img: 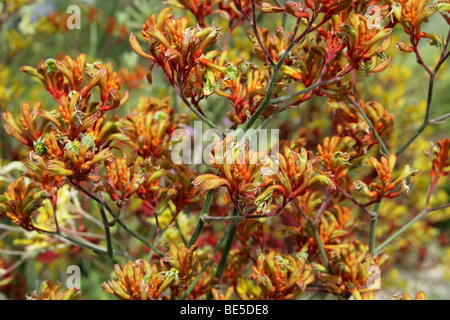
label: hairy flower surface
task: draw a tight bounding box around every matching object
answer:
[353,153,418,199]
[240,250,314,300]
[0,177,47,231]
[101,259,177,300]
[27,280,81,300]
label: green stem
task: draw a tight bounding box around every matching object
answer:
[91,182,115,263]
[178,85,226,136]
[395,73,435,157]
[70,180,163,258]
[188,189,215,248]
[271,77,344,105]
[353,99,390,156]
[205,207,239,300]
[430,112,450,124]
[242,41,296,132]
[180,223,232,300]
[349,72,390,156]
[395,27,450,157]
[369,202,380,257]
[314,227,332,274]
[175,219,187,246]
[293,200,332,274]
[214,208,238,281]
[116,219,164,258]
[97,202,116,264]
[57,233,111,256]
[168,205,187,246]
[375,203,450,255]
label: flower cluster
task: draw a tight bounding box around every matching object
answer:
[0,177,47,231]
[27,280,81,300]
[102,244,215,300]
[130,8,222,93]
[317,241,388,299]
[1,0,448,302]
[101,259,177,300]
[329,100,395,155]
[194,136,334,215]
[238,250,314,300]
[391,0,442,46]
[353,153,418,199]
[424,138,450,181]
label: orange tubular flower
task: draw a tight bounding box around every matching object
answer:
[284,200,354,255]
[434,1,450,25]
[193,137,334,215]
[259,1,310,20]
[329,100,395,155]
[27,280,81,300]
[20,54,128,110]
[275,147,336,202]
[305,0,352,20]
[361,291,376,300]
[424,138,450,181]
[0,177,48,231]
[340,14,393,75]
[129,8,222,90]
[102,157,144,206]
[2,102,62,148]
[317,205,354,249]
[317,241,388,299]
[353,153,418,199]
[215,63,283,125]
[92,61,129,112]
[393,290,426,300]
[247,25,287,64]
[160,243,214,298]
[317,136,357,180]
[243,251,314,300]
[136,162,200,214]
[193,136,276,213]
[160,243,203,283]
[390,0,440,45]
[166,0,219,27]
[124,97,188,159]
[211,287,235,300]
[101,260,177,300]
[2,54,131,187]
[166,1,255,33]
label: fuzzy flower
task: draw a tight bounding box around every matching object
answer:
[353,153,418,199]
[0,177,48,231]
[243,250,314,300]
[130,8,222,87]
[27,280,81,300]
[101,260,177,300]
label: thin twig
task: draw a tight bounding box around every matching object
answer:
[177,84,226,136]
[369,202,380,257]
[333,182,376,218]
[375,202,450,255]
[349,71,390,157]
[237,0,276,66]
[293,200,333,274]
[396,27,450,157]
[188,189,215,247]
[180,222,233,300]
